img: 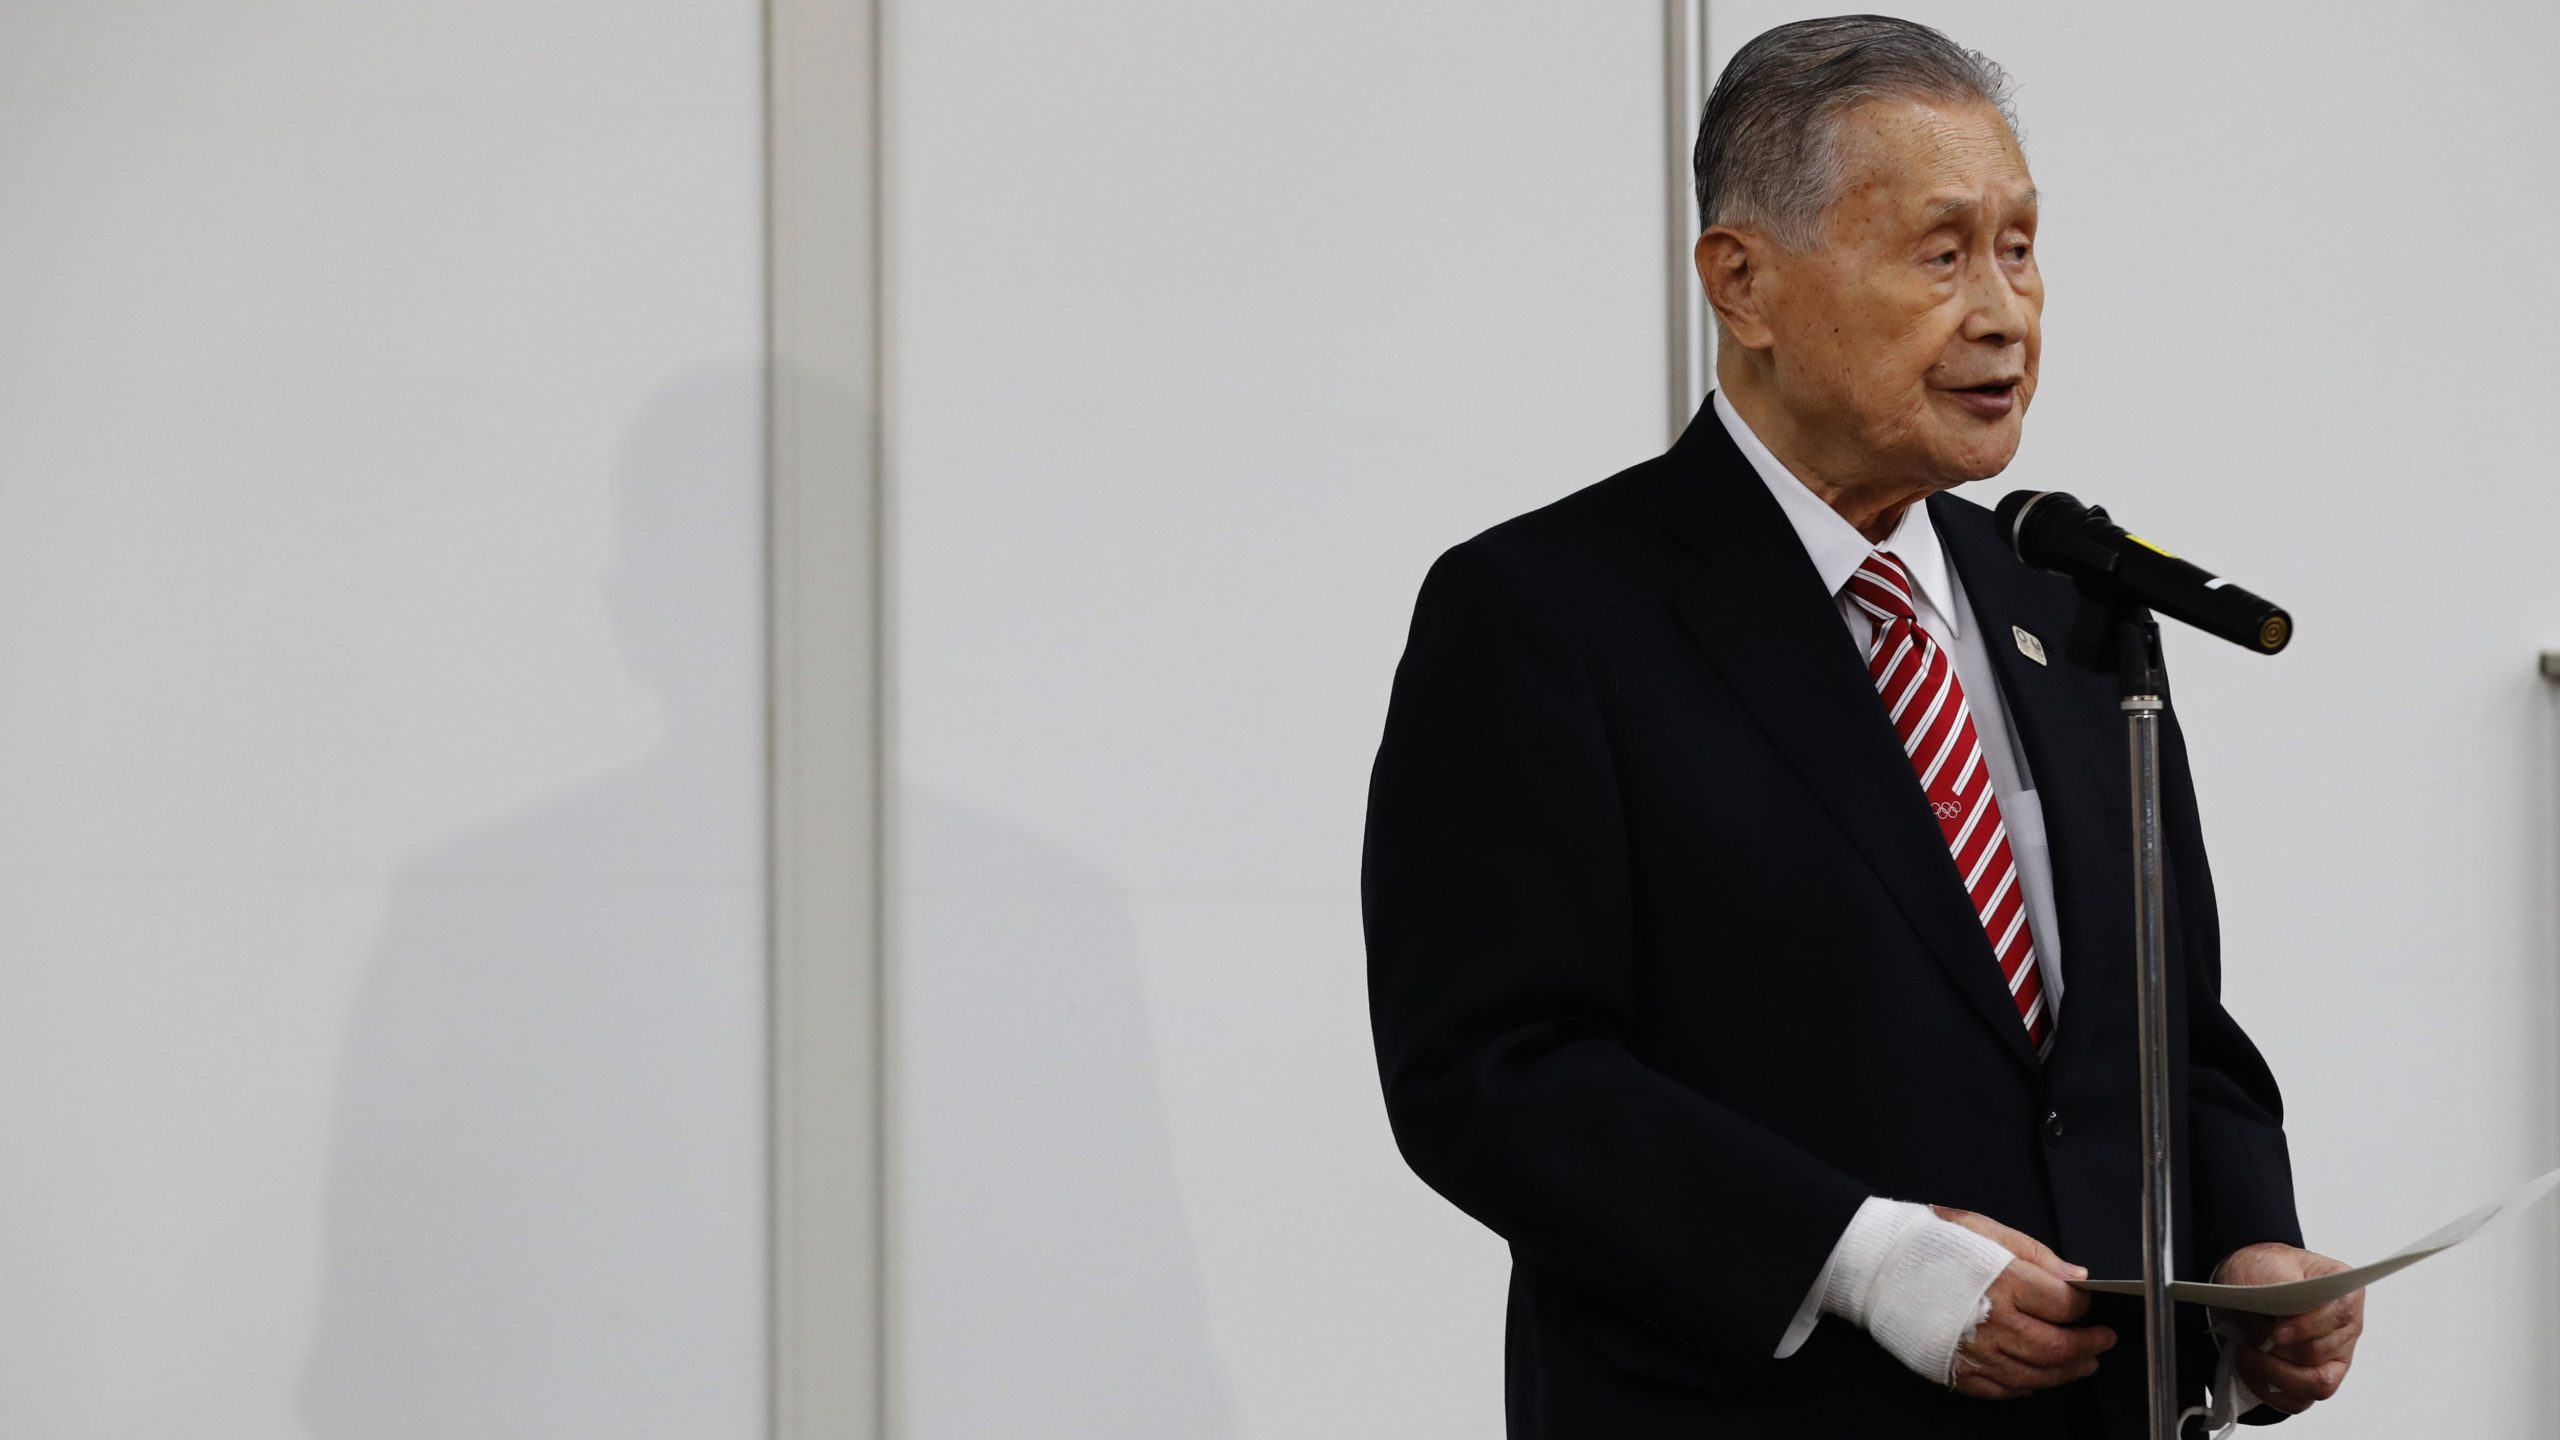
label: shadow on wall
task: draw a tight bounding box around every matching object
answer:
[896,784,1234,1435]
[297,367,768,1436]
[294,364,1233,1437]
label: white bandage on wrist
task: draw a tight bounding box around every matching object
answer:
[1818,1198,2018,1386]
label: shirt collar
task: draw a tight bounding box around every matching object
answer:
[1709,389,1962,639]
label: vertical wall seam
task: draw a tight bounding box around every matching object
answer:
[869,0,896,1432]
[1666,1,1711,442]
[759,2,780,1431]
[766,0,886,1435]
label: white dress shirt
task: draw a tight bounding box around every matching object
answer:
[1704,391,2068,1363]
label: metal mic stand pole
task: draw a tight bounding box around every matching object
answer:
[2104,608,2180,1440]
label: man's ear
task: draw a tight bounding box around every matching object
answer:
[1695,226,1778,352]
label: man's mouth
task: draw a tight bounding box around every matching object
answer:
[1943,379,2021,418]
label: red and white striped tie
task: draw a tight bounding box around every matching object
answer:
[1844,549,2052,1054]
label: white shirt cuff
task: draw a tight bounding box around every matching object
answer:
[1775,1207,1859,1357]
[2205,1309,2272,1421]
[1774,1197,2014,1382]
[1778,1196,1889,1357]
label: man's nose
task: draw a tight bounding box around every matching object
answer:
[1961,257,2031,347]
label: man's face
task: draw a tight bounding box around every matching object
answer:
[1762,96,2042,488]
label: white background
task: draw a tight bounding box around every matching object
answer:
[5,3,2554,1437]
[0,3,768,1436]
[885,5,1669,1436]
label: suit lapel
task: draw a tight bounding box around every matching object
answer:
[1660,407,2041,1075]
[1929,490,2133,1068]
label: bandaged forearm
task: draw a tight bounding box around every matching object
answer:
[1820,1198,2018,1384]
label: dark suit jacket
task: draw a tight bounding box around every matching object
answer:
[1360,395,2303,1438]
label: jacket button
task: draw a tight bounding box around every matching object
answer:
[2044,1110,2066,1144]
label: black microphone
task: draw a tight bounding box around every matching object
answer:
[1993,491,2292,655]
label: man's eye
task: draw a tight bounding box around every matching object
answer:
[2006,244,2031,261]
[1928,250,1959,267]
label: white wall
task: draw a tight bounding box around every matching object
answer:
[883,6,1667,1436]
[0,5,769,1436]
[890,3,2560,1437]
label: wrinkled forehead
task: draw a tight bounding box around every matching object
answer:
[1828,96,2037,230]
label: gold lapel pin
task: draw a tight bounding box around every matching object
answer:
[2013,626,2048,666]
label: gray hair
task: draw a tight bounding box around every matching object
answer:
[1693,15,2018,249]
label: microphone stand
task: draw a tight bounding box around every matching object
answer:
[2068,597,2181,1440]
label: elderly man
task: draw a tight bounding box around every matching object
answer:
[1362,16,2363,1438]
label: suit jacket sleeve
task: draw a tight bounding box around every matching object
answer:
[2161,666,2305,1272]
[1362,538,1870,1388]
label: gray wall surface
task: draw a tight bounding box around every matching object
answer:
[0,4,769,1436]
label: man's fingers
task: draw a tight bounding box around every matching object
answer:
[2249,1380,2315,1417]
[2270,1320,2360,1367]
[1961,1340,2099,1396]
[1997,1316,2114,1370]
[2029,1253,2085,1284]
[1969,1309,2113,1393]
[1976,1347,2103,1394]
[1935,1206,2087,1281]
[1952,1366,2046,1402]
[2234,1351,2320,1415]
[2002,1263,2092,1324]
[2271,1294,2362,1346]
[2237,1348,2347,1404]
[1950,1312,2114,1401]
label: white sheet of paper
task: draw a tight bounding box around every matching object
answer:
[2072,1163,2560,1316]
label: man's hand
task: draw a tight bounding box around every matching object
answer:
[1929,1206,2117,1399]
[2212,1243,2365,1415]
